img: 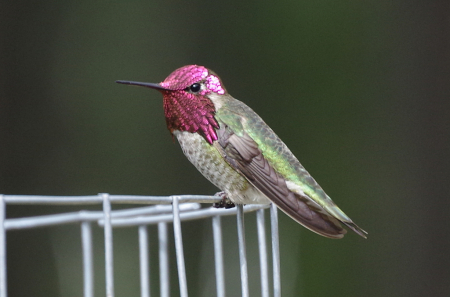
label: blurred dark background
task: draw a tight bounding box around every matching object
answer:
[1,1,449,296]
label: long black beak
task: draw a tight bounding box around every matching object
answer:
[115,80,167,91]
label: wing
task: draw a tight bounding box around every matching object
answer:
[214,97,367,239]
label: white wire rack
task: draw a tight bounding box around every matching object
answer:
[0,194,281,297]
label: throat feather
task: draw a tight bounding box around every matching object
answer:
[163,91,219,144]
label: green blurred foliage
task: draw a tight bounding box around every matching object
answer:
[1,0,449,296]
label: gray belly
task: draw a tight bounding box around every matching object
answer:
[174,131,270,204]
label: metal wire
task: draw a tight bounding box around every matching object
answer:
[81,221,94,297]
[0,196,6,297]
[212,215,225,297]
[158,222,170,297]
[271,203,281,297]
[102,193,114,297]
[138,225,150,297]
[237,204,249,297]
[257,209,269,297]
[172,196,188,297]
[0,194,281,297]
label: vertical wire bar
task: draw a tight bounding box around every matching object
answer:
[256,209,269,297]
[158,223,169,297]
[212,215,225,297]
[172,196,188,297]
[0,195,6,297]
[236,204,249,297]
[102,193,115,297]
[81,221,94,297]
[139,225,150,297]
[270,204,281,297]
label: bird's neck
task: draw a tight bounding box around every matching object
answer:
[163,91,220,144]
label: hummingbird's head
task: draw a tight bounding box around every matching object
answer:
[116,65,223,144]
[159,65,227,96]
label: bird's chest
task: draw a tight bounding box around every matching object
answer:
[173,130,249,194]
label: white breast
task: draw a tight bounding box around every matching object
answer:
[173,130,270,204]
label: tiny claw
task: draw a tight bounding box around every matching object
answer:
[212,191,235,209]
[224,201,235,209]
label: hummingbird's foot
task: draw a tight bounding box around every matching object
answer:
[212,191,235,209]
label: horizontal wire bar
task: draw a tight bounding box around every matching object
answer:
[4,201,269,231]
[1,195,222,205]
[99,204,270,228]
[4,203,200,230]
[2,195,100,205]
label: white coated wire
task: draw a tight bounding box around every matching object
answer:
[257,209,270,297]
[158,222,170,297]
[138,225,150,297]
[271,203,281,297]
[81,221,94,297]
[172,196,188,297]
[102,194,114,297]
[237,204,249,297]
[0,196,6,297]
[212,215,225,297]
[0,194,281,297]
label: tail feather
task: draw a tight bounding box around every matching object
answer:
[273,190,348,239]
[342,221,368,239]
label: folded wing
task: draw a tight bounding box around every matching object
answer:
[215,124,359,238]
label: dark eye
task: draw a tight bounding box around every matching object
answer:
[188,83,201,93]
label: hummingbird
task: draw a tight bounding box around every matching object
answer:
[117,65,367,239]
